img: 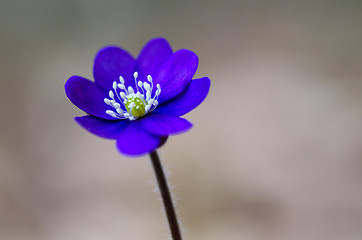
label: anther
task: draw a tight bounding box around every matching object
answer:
[143,82,150,90]
[119,76,125,84]
[145,105,151,112]
[120,92,126,99]
[104,98,111,105]
[146,91,151,101]
[109,91,114,99]
[112,102,120,109]
[106,110,117,118]
[128,86,134,94]
[118,83,125,90]
[116,108,124,115]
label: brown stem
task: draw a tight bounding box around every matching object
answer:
[149,150,182,240]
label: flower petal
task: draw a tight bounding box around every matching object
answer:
[141,114,192,136]
[154,49,198,103]
[75,116,129,139]
[116,120,161,156]
[136,38,173,80]
[65,76,115,120]
[153,77,210,116]
[93,46,136,90]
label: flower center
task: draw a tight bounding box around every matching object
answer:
[104,72,161,121]
[125,96,146,118]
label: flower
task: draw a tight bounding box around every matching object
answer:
[65,38,210,156]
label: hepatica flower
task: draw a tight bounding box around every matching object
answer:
[65,38,210,156]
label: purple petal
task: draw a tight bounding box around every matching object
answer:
[75,116,129,139]
[153,77,210,116]
[93,46,136,90]
[136,38,173,80]
[154,49,198,103]
[116,120,161,156]
[65,76,115,120]
[141,114,192,136]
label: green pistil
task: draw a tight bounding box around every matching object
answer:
[125,96,146,118]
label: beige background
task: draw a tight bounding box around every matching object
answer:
[1,0,362,239]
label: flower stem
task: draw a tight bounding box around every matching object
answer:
[149,150,182,240]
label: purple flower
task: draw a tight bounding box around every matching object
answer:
[65,38,210,156]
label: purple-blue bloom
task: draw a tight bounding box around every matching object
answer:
[65,38,210,156]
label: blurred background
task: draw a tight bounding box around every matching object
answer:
[1,0,362,239]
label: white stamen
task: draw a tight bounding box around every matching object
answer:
[143,82,151,91]
[118,83,125,90]
[109,91,114,99]
[120,92,126,99]
[104,72,162,120]
[106,110,118,118]
[112,102,120,109]
[146,91,151,101]
[128,102,135,109]
[116,108,124,115]
[128,86,134,94]
[147,75,152,82]
[145,105,151,112]
[104,98,111,105]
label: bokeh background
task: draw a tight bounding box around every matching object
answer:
[1,0,362,239]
